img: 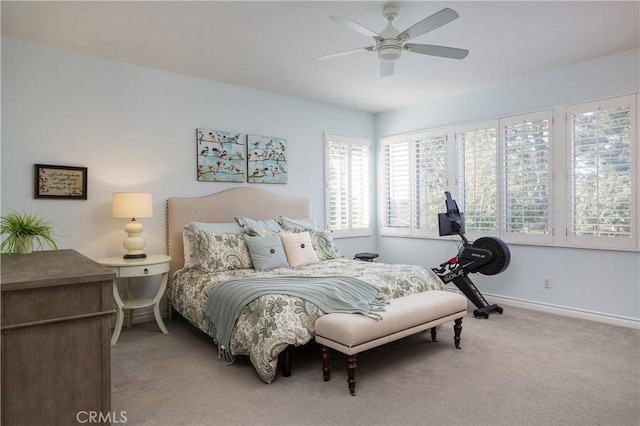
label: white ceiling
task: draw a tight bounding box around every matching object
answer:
[2,1,639,113]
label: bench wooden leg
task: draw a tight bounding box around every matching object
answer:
[346,354,357,396]
[321,345,330,381]
[454,318,463,349]
[430,326,438,342]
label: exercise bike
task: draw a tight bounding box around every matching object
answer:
[432,192,510,318]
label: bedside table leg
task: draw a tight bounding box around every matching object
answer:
[126,277,134,329]
[111,280,125,345]
[152,271,169,334]
[153,304,169,334]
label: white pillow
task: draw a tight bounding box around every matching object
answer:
[280,231,319,267]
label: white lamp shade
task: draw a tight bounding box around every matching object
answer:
[112,192,153,219]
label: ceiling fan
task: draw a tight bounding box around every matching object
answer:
[317,5,469,77]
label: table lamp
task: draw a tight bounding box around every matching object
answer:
[112,192,153,259]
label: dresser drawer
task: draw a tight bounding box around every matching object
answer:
[1,281,112,326]
[114,262,169,278]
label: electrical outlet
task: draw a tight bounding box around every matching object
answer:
[544,277,551,289]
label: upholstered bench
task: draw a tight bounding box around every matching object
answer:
[314,290,468,395]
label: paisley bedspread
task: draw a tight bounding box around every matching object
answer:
[168,258,445,383]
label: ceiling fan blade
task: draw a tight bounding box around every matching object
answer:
[331,16,378,38]
[315,46,375,61]
[398,8,459,41]
[380,61,394,77]
[404,43,469,59]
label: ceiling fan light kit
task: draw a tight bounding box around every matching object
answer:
[377,41,402,61]
[318,5,469,77]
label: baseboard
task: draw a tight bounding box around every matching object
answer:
[482,292,639,329]
[111,310,169,329]
[132,311,168,324]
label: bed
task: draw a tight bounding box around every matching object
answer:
[166,187,445,383]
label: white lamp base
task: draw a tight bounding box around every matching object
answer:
[122,219,147,259]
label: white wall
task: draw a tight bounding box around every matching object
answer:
[375,49,640,325]
[1,38,376,262]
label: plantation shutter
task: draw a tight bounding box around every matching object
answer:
[567,96,636,249]
[414,130,448,235]
[326,139,349,231]
[325,134,371,237]
[457,122,499,235]
[380,137,411,235]
[501,111,553,243]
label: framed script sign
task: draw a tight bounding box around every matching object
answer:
[34,164,88,200]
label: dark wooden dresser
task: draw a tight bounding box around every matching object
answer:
[1,249,116,425]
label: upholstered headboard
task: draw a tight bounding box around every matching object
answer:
[166,187,312,276]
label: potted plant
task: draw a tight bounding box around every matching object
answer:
[0,210,59,254]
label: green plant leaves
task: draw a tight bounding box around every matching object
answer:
[0,210,58,253]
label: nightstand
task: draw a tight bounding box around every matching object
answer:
[98,254,171,345]
[354,252,379,262]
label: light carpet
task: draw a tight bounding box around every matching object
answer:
[112,305,640,426]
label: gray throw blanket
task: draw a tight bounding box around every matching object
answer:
[203,275,387,362]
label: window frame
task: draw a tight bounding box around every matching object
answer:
[379,134,412,237]
[500,110,554,245]
[379,128,452,238]
[324,133,373,238]
[565,95,637,251]
[412,128,450,237]
[455,120,500,241]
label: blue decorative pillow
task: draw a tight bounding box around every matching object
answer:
[278,216,319,231]
[235,216,282,233]
[244,234,289,271]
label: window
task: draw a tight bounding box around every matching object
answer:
[501,111,553,243]
[380,129,449,236]
[567,95,636,250]
[457,121,499,236]
[414,130,448,235]
[380,137,411,235]
[457,113,552,243]
[378,94,637,251]
[324,134,372,237]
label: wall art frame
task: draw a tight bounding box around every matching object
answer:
[247,134,288,184]
[34,164,88,200]
[197,129,246,182]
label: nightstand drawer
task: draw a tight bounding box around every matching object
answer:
[115,262,169,278]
